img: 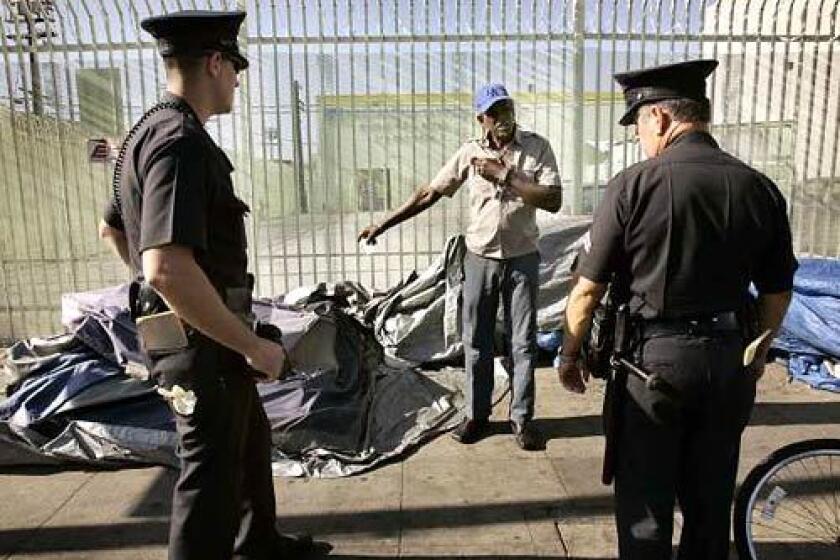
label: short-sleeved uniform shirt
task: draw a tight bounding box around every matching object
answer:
[429,127,562,259]
[103,93,250,293]
[577,131,797,319]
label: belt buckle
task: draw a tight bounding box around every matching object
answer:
[689,316,720,335]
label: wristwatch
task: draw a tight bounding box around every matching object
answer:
[553,352,578,368]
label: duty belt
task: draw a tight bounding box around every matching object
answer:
[131,281,253,322]
[640,311,739,337]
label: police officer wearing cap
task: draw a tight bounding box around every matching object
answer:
[556,59,796,559]
[98,10,326,560]
[358,84,563,450]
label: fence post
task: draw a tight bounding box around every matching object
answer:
[235,0,259,285]
[291,79,308,213]
[571,0,586,214]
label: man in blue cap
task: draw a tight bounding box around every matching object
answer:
[557,59,796,558]
[99,10,327,560]
[359,84,563,450]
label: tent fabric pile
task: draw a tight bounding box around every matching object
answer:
[1,284,508,477]
[771,258,840,393]
[0,215,597,476]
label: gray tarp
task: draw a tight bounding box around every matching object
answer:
[366,217,591,365]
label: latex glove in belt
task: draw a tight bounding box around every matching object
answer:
[157,384,197,415]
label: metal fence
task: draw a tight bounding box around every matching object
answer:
[0,0,838,339]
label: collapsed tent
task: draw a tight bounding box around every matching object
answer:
[1,218,592,476]
[0,285,510,477]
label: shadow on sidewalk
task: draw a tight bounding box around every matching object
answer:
[330,556,611,559]
[0,497,599,555]
[0,520,170,555]
[747,401,840,426]
[533,400,840,443]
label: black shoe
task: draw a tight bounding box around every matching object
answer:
[511,420,543,451]
[451,417,489,444]
[275,534,332,558]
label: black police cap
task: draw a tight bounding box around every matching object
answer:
[141,10,248,71]
[614,59,718,126]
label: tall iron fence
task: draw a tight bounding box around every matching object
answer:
[0,0,838,338]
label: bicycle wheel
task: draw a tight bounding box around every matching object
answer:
[734,438,840,560]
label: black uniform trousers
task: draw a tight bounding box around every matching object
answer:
[166,341,280,560]
[614,329,756,560]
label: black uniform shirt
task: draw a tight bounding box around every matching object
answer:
[577,131,797,318]
[104,94,250,291]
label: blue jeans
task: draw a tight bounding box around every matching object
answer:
[461,250,540,424]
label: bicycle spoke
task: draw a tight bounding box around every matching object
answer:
[756,485,836,539]
[750,510,836,543]
[792,455,840,534]
[763,458,839,537]
[749,523,836,546]
[744,447,840,560]
[833,455,839,535]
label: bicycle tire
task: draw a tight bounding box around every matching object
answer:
[733,438,840,560]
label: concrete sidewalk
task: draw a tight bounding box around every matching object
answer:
[1,364,838,559]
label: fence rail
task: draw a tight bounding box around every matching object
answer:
[0,0,837,339]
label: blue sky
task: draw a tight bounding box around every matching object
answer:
[44,0,709,45]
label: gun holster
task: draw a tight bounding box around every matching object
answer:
[129,281,168,321]
[613,304,636,359]
[129,283,197,389]
[583,304,616,379]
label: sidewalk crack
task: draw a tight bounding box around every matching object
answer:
[4,471,96,559]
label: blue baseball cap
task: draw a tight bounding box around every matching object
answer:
[474,83,512,115]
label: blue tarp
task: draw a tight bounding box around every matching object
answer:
[0,345,140,428]
[772,258,840,393]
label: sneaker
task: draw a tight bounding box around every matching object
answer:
[450,417,489,444]
[511,420,543,451]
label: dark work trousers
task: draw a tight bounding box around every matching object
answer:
[166,344,280,560]
[462,249,540,424]
[613,330,756,560]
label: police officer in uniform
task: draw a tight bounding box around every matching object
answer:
[555,59,797,559]
[358,84,563,450]
[99,10,326,560]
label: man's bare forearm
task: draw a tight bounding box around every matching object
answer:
[142,246,260,358]
[755,291,792,354]
[562,276,608,356]
[507,172,562,213]
[377,185,442,232]
[98,220,130,266]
